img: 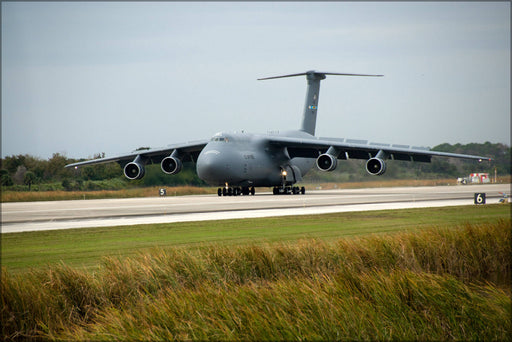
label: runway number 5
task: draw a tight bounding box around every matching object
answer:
[159,188,167,196]
[474,193,486,205]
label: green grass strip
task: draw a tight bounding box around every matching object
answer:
[2,204,509,272]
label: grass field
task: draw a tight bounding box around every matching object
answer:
[2,205,511,340]
[2,204,509,271]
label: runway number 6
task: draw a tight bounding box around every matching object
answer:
[474,193,486,205]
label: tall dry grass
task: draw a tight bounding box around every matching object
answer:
[2,220,510,340]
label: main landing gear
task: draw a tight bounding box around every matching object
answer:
[273,186,306,195]
[217,184,306,196]
[274,169,305,195]
[218,186,255,196]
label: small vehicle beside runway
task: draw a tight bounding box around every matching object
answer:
[498,192,509,204]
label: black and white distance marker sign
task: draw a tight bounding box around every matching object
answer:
[474,193,486,205]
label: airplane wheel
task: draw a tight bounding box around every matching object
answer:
[217,188,222,196]
[250,187,255,195]
[301,186,306,195]
[222,188,227,196]
[228,188,233,196]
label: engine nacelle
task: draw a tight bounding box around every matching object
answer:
[366,158,387,176]
[124,161,145,180]
[316,153,338,172]
[161,156,183,175]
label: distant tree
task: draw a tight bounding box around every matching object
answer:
[1,169,13,186]
[23,171,36,190]
[104,163,122,179]
[61,179,70,190]
[2,155,27,174]
[82,166,98,180]
[76,179,83,191]
[61,179,73,191]
[45,153,72,180]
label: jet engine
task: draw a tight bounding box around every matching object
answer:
[124,160,145,180]
[316,153,337,172]
[161,156,183,175]
[366,158,386,176]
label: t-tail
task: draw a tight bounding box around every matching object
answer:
[258,70,383,136]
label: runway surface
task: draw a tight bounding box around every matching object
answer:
[2,184,509,233]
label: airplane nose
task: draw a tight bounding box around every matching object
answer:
[196,151,228,185]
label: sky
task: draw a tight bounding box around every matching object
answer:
[2,1,510,160]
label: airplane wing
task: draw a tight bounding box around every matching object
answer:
[65,140,209,169]
[265,135,492,163]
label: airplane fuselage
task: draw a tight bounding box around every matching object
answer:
[196,130,315,187]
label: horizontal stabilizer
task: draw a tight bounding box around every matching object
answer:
[258,70,383,80]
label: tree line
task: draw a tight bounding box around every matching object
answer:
[307,142,509,183]
[1,142,510,191]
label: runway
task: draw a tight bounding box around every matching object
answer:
[2,184,509,233]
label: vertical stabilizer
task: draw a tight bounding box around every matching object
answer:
[301,71,325,135]
[258,71,382,136]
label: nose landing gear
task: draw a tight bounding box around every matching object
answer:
[218,184,255,196]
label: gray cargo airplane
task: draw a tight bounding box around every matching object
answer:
[65,71,491,196]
